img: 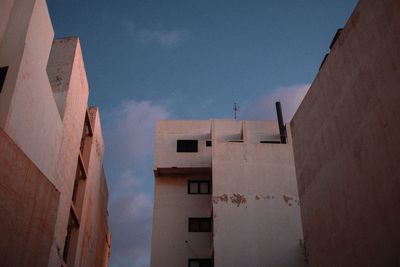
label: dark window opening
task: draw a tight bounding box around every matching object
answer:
[0,66,8,93]
[188,181,211,194]
[189,259,213,267]
[189,218,212,232]
[260,140,281,144]
[63,209,79,263]
[177,140,198,152]
[206,140,212,147]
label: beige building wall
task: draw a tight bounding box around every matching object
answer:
[290,0,400,266]
[0,1,111,266]
[152,120,213,267]
[152,119,306,267]
[0,0,63,180]
[0,128,60,267]
[212,121,306,267]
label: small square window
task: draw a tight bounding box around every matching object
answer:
[177,140,198,152]
[0,66,8,93]
[188,181,210,194]
[189,182,199,194]
[189,218,212,232]
[199,182,209,194]
[206,140,212,147]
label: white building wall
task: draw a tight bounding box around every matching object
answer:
[154,120,212,170]
[152,120,307,267]
[0,0,63,180]
[151,174,213,267]
[212,122,306,267]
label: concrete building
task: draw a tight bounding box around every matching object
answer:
[151,119,307,267]
[291,0,400,266]
[0,0,111,266]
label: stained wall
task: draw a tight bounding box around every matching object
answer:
[291,0,400,266]
[0,128,60,267]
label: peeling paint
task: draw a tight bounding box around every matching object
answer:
[213,194,228,204]
[283,194,297,206]
[230,193,246,207]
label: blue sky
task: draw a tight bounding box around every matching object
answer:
[47,1,357,266]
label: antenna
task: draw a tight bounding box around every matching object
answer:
[233,103,240,120]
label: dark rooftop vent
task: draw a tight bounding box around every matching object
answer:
[275,101,287,144]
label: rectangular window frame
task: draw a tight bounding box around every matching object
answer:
[177,140,198,153]
[188,180,211,195]
[189,217,212,232]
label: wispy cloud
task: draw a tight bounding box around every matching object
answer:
[103,100,170,267]
[136,29,189,47]
[124,21,189,47]
[109,193,152,267]
[105,100,170,171]
[241,84,310,122]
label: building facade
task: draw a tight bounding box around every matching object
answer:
[151,119,307,267]
[0,0,111,266]
[290,0,400,266]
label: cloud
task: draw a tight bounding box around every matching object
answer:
[240,84,310,122]
[123,22,189,47]
[103,100,170,267]
[104,100,170,172]
[109,193,152,267]
[136,29,189,47]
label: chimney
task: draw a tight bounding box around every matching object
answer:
[275,101,287,144]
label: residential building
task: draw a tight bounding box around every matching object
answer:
[290,0,400,266]
[151,118,307,267]
[0,0,111,266]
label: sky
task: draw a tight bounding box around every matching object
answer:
[47,1,357,266]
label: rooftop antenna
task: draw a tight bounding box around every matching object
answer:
[233,103,240,120]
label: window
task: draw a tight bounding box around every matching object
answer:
[189,259,213,267]
[260,140,281,144]
[0,66,8,93]
[188,181,211,194]
[63,209,79,263]
[189,218,212,232]
[206,140,212,147]
[177,140,198,152]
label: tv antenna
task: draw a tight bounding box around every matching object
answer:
[233,103,240,120]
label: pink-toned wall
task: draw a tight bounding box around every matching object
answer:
[0,128,60,267]
[0,1,111,265]
[46,37,90,267]
[76,107,111,267]
[291,0,400,266]
[0,0,63,180]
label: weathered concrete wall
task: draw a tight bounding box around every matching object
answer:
[0,0,63,180]
[151,174,212,267]
[47,37,89,267]
[155,120,212,169]
[212,121,306,267]
[76,107,111,267]
[0,128,60,267]
[0,1,110,266]
[291,0,400,266]
[152,120,306,267]
[152,120,213,267]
